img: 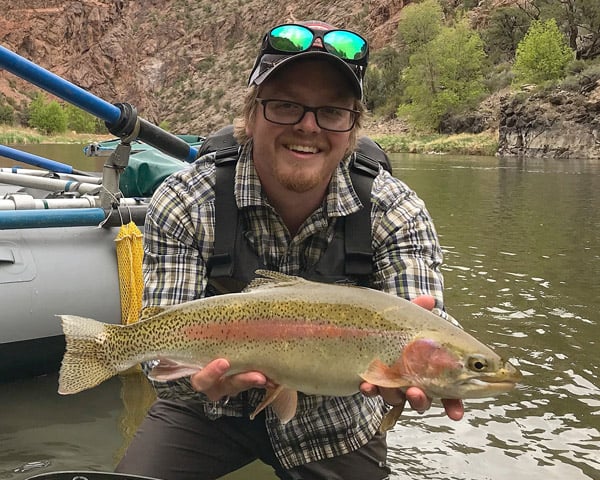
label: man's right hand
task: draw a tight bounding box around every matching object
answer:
[189,358,270,401]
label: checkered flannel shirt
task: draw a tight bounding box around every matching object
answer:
[140,142,445,469]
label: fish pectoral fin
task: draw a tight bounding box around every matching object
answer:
[250,385,298,424]
[360,359,410,389]
[148,358,202,381]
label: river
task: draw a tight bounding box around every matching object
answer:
[0,145,599,479]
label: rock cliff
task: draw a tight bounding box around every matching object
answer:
[0,0,406,134]
[498,80,600,158]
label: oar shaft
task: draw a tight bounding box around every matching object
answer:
[0,171,100,194]
[0,45,199,163]
[0,45,121,124]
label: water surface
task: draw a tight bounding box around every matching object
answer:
[1,147,598,479]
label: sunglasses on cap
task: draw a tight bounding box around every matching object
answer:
[262,24,369,68]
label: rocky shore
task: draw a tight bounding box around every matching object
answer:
[497,81,600,159]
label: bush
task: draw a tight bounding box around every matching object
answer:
[0,102,14,125]
[27,93,67,135]
[64,104,98,133]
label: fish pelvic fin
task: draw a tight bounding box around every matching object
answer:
[380,405,404,432]
[148,357,202,381]
[58,314,118,395]
[250,385,298,424]
[360,359,410,389]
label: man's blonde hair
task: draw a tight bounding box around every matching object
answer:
[233,86,365,154]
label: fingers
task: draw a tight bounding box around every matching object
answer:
[404,386,431,413]
[359,382,379,397]
[411,295,436,311]
[361,383,464,421]
[442,398,464,421]
[190,358,268,401]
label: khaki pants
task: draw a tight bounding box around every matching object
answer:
[116,399,391,480]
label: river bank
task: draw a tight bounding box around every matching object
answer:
[1,126,499,157]
[0,126,111,146]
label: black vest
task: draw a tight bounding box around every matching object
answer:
[200,126,391,295]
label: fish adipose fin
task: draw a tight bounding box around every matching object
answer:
[250,385,298,424]
[148,358,202,381]
[360,359,410,389]
[58,315,118,395]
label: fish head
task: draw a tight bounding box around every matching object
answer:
[362,332,522,400]
[399,334,523,399]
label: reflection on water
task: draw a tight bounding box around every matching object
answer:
[389,154,600,480]
[0,143,105,172]
[1,151,598,479]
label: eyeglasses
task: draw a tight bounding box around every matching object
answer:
[256,98,359,132]
[265,24,369,66]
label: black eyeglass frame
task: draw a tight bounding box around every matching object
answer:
[256,98,359,132]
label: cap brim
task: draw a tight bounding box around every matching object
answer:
[249,51,363,99]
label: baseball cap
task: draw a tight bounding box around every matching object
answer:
[247,20,369,99]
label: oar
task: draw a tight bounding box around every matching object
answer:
[0,171,101,195]
[0,144,88,175]
[0,45,199,163]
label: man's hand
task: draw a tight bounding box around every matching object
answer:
[189,358,270,401]
[359,295,465,421]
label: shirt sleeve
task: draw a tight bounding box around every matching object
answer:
[140,164,216,399]
[370,171,445,309]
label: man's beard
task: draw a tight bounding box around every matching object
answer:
[274,164,324,193]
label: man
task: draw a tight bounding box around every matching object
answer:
[116,20,463,480]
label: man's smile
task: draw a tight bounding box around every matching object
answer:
[285,144,321,154]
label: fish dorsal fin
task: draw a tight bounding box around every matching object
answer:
[139,306,168,320]
[244,270,307,292]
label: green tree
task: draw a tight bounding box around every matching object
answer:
[364,46,408,117]
[521,0,600,59]
[513,19,574,84]
[398,20,487,130]
[64,104,98,133]
[28,93,68,134]
[397,0,444,55]
[0,101,14,125]
[482,6,531,64]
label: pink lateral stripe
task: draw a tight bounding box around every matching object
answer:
[181,320,378,341]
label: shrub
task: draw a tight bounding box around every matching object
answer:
[27,93,67,135]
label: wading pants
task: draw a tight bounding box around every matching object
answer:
[115,398,391,480]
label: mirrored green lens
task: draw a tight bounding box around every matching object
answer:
[323,31,367,61]
[269,25,313,52]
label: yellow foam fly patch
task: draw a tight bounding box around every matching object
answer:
[115,221,144,325]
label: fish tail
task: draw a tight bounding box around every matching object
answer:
[58,314,119,395]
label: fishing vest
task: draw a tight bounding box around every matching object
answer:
[198,126,392,295]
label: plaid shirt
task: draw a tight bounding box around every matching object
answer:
[141,142,445,469]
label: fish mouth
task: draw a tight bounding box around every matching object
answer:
[462,377,520,396]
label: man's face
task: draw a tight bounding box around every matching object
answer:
[246,59,356,194]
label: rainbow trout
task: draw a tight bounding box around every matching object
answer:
[58,271,522,424]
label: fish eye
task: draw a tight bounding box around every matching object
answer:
[468,355,489,372]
